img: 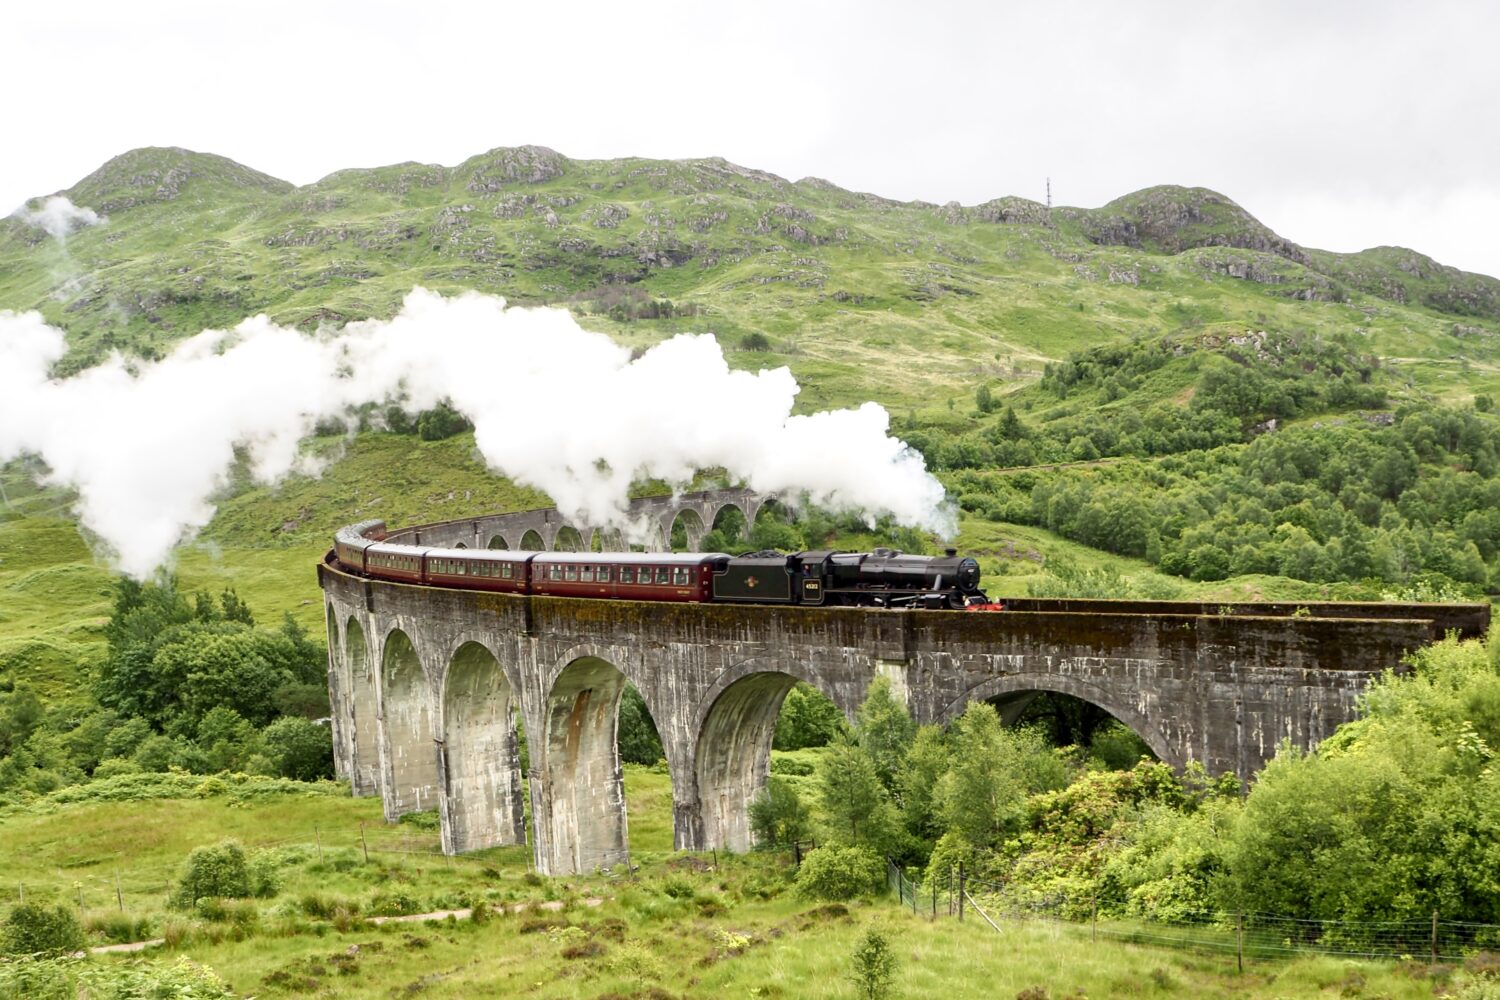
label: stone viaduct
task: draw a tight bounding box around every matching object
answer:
[318,489,1490,876]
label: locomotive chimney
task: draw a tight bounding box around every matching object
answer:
[945,547,957,557]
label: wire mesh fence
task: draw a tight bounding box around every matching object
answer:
[890,861,1500,967]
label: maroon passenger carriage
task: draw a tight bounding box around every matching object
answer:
[531,552,725,603]
[331,520,992,608]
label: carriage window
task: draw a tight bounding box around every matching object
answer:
[619,567,635,584]
[580,566,594,582]
[656,567,670,584]
[564,565,578,581]
[502,564,513,579]
[597,567,611,583]
[547,565,561,581]
[673,567,690,585]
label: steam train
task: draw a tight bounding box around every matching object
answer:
[332,520,993,609]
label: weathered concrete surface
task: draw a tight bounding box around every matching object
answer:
[320,524,1488,874]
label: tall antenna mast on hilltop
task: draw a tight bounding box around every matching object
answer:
[1046,177,1051,210]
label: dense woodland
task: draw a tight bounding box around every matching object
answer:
[0,581,333,798]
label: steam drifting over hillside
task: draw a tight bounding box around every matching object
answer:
[0,289,951,577]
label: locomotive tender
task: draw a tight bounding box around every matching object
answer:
[332,520,992,609]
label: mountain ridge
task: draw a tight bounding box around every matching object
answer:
[2,144,1497,412]
[26,145,1493,283]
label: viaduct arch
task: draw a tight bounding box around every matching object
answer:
[319,490,1489,875]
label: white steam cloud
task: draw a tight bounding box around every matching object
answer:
[0,289,952,578]
[11,196,103,240]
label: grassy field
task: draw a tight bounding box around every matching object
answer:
[0,765,1471,999]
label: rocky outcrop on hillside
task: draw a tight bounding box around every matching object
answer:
[464,146,569,191]
[1073,186,1309,265]
[66,147,292,214]
[1309,247,1500,320]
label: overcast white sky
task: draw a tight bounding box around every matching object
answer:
[5,0,1498,278]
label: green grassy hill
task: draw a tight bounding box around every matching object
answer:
[3,144,1498,693]
[4,145,1497,410]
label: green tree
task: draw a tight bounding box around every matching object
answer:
[748,776,811,848]
[617,684,664,765]
[933,702,1062,849]
[855,677,914,794]
[415,400,472,441]
[196,707,263,772]
[815,734,899,852]
[774,684,846,750]
[896,724,949,842]
[261,717,334,780]
[975,383,995,414]
[1222,633,1500,926]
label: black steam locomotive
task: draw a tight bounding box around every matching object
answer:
[712,547,988,608]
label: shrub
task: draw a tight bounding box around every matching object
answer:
[849,929,897,1000]
[740,332,772,352]
[90,757,141,779]
[794,846,884,901]
[247,851,283,898]
[172,841,251,908]
[1,903,85,956]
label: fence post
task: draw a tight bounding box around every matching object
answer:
[115,873,124,913]
[932,875,937,920]
[1236,912,1244,974]
[958,864,965,923]
[1431,909,1439,965]
[1091,891,1098,942]
[315,826,324,864]
[360,822,370,864]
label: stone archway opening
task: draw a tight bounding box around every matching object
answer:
[993,690,1158,771]
[519,528,546,550]
[536,655,635,874]
[346,617,379,797]
[748,498,803,551]
[695,670,841,853]
[668,508,706,552]
[487,534,509,550]
[441,642,524,854]
[950,675,1177,772]
[554,526,584,551]
[703,504,748,553]
[380,629,438,820]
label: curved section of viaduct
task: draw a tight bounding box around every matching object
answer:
[320,491,1487,875]
[381,487,773,555]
